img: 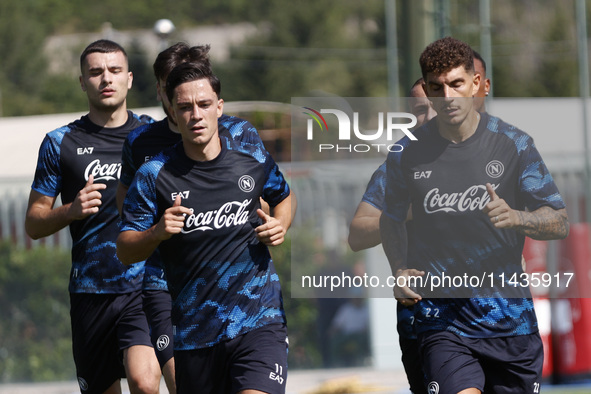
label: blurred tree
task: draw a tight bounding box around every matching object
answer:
[0,242,74,382]
[529,7,578,97]
[216,0,387,102]
[0,0,51,116]
[127,40,159,109]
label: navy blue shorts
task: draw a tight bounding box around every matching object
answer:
[174,323,288,394]
[143,290,174,368]
[400,336,428,394]
[419,331,543,394]
[397,303,427,394]
[70,291,153,394]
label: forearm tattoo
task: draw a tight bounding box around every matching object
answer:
[516,207,569,240]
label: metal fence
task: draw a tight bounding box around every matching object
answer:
[2,162,585,251]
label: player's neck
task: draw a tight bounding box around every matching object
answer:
[167,118,181,134]
[183,134,222,162]
[439,110,480,144]
[87,103,129,128]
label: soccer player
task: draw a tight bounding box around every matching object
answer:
[380,37,569,394]
[472,50,491,113]
[116,42,273,394]
[25,40,160,394]
[117,63,292,394]
[348,78,435,394]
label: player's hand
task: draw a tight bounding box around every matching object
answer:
[69,175,107,220]
[155,195,192,240]
[482,183,520,229]
[394,268,424,306]
[255,209,285,246]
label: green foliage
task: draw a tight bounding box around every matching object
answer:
[127,40,159,109]
[270,234,323,369]
[217,0,387,102]
[1,0,588,117]
[0,242,74,382]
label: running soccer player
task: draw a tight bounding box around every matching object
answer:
[472,50,491,113]
[117,63,292,394]
[25,40,160,394]
[380,37,569,394]
[116,42,273,394]
[348,78,435,394]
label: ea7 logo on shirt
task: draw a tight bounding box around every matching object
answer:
[77,147,94,155]
[414,171,432,179]
[171,191,190,200]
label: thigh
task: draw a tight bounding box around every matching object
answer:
[116,290,153,350]
[116,291,157,383]
[70,293,125,394]
[230,323,288,394]
[481,333,544,394]
[143,290,174,368]
[174,345,231,394]
[419,331,485,394]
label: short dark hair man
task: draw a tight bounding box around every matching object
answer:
[381,37,569,394]
[117,63,292,393]
[116,42,276,393]
[25,39,160,394]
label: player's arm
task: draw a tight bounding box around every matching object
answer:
[116,182,129,215]
[255,193,292,247]
[117,195,191,264]
[483,183,569,240]
[380,214,424,305]
[348,202,382,252]
[25,175,106,239]
[260,190,297,230]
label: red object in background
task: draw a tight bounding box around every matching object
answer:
[523,238,552,379]
[553,223,591,378]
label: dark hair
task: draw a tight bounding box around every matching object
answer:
[153,42,212,82]
[165,63,221,103]
[419,37,474,79]
[472,50,487,73]
[80,39,127,72]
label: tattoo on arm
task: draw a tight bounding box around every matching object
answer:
[517,207,569,240]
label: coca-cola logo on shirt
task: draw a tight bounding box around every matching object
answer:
[182,199,252,233]
[423,184,498,214]
[84,159,121,181]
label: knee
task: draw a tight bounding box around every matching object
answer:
[127,371,160,394]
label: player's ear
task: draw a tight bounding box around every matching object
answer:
[472,72,481,97]
[79,75,86,92]
[169,103,177,124]
[156,82,163,103]
[217,99,224,118]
